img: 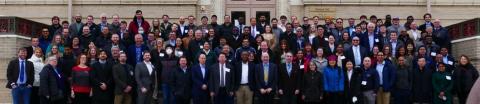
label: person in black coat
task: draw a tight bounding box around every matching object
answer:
[302,61,324,104]
[453,55,479,104]
[191,54,211,104]
[255,53,278,104]
[412,57,434,103]
[172,57,192,104]
[39,56,66,104]
[90,50,114,104]
[208,53,235,104]
[112,52,135,104]
[343,60,363,104]
[278,52,302,104]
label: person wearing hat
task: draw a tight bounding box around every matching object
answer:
[323,55,345,104]
[387,16,405,35]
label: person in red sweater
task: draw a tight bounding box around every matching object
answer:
[71,54,92,104]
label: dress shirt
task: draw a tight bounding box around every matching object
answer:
[240,62,249,84]
[145,61,154,75]
[376,61,385,85]
[347,69,353,81]
[352,45,361,66]
[200,64,206,79]
[368,33,374,51]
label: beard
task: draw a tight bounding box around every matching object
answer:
[76,19,81,23]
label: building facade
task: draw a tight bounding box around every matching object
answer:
[1,0,480,26]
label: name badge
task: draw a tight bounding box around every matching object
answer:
[324,38,329,41]
[352,96,358,103]
[130,71,134,76]
[446,76,451,80]
[178,51,184,56]
[340,56,346,59]
[159,53,165,57]
[204,30,209,33]
[431,52,437,56]
[362,81,367,85]
[200,46,204,49]
[448,61,453,65]
[375,39,379,42]
[255,31,260,35]
[225,68,230,72]
[184,30,188,33]
[300,65,305,69]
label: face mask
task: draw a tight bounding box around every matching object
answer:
[166,48,173,55]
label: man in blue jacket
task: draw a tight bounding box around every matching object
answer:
[375,52,396,104]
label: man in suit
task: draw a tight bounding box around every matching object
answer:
[90,50,115,104]
[250,18,265,38]
[407,22,422,42]
[255,53,278,104]
[383,32,404,57]
[278,52,302,104]
[160,15,173,36]
[135,51,157,104]
[346,36,368,66]
[177,16,188,37]
[360,23,383,52]
[208,53,235,104]
[127,34,149,66]
[191,54,210,104]
[25,37,40,59]
[112,52,135,104]
[234,51,256,104]
[172,57,192,104]
[289,27,307,53]
[375,52,396,104]
[344,60,363,104]
[6,48,35,104]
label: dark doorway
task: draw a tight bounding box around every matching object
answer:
[256,11,270,25]
[231,11,246,25]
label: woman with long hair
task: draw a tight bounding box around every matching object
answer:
[262,25,276,50]
[453,55,479,104]
[71,54,92,104]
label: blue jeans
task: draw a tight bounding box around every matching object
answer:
[162,84,176,104]
[12,85,31,104]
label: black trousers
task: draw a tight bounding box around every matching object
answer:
[257,93,274,104]
[31,86,40,104]
[73,93,91,104]
[40,96,66,104]
[279,91,297,104]
[214,87,233,104]
[325,92,344,104]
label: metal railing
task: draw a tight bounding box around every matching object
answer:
[0,16,48,37]
[447,18,480,40]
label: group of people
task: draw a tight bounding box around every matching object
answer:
[6,9,480,104]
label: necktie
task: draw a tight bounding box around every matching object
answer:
[287,63,292,76]
[252,26,256,37]
[220,64,225,87]
[263,64,269,84]
[19,61,25,83]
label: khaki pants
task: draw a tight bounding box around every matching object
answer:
[114,93,132,104]
[376,87,391,104]
[235,85,253,104]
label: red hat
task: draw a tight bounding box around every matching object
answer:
[327,55,337,61]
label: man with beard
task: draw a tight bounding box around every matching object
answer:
[259,15,269,27]
[90,50,115,104]
[69,14,84,36]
